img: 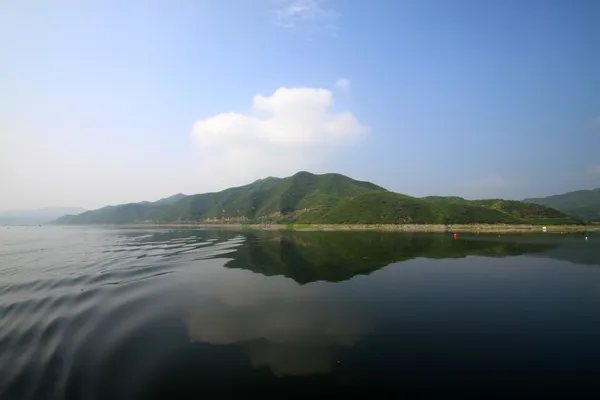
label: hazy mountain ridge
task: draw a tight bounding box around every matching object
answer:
[52,172,581,225]
[0,207,86,226]
[525,188,600,222]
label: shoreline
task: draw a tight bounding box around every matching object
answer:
[122,223,598,233]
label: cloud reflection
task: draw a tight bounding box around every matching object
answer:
[185,269,370,376]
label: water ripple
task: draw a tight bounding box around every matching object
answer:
[0,227,245,398]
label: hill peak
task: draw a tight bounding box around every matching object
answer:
[292,170,314,177]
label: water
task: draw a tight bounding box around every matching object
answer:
[1,227,600,398]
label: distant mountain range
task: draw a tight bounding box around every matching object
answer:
[0,206,87,226]
[525,188,600,222]
[51,171,581,225]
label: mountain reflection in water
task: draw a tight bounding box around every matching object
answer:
[224,230,558,283]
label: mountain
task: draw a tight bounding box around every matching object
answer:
[0,206,86,226]
[52,171,581,225]
[525,188,600,222]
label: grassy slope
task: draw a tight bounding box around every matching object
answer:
[525,188,600,222]
[53,171,581,225]
[309,192,519,224]
[419,196,579,225]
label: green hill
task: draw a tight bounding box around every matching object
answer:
[525,189,600,222]
[52,171,581,225]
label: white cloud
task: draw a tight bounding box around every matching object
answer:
[191,86,368,189]
[272,0,339,36]
[335,77,350,93]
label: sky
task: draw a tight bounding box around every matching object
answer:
[1,0,599,211]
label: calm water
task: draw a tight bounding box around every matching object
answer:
[1,227,600,398]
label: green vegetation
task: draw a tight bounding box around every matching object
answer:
[525,188,600,222]
[52,171,582,225]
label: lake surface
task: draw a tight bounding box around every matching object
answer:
[1,227,600,398]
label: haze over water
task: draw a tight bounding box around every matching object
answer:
[1,227,600,398]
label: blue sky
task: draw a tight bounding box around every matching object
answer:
[2,0,599,210]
